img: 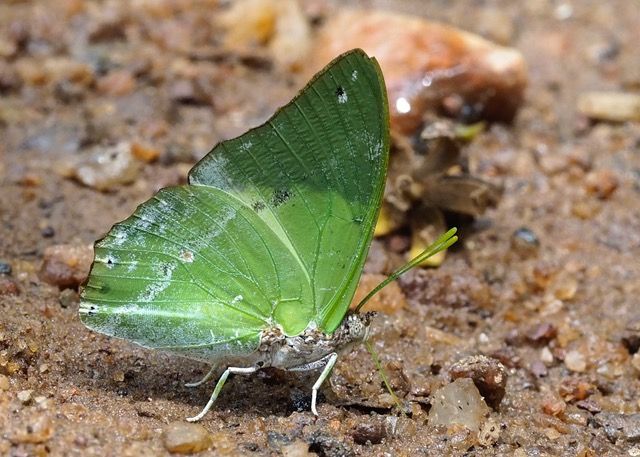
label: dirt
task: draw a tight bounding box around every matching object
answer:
[1,1,640,456]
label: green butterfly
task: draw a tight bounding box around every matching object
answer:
[79,49,457,421]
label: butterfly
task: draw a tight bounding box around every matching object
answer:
[79,49,457,421]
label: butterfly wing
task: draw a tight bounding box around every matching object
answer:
[189,49,390,333]
[80,185,313,360]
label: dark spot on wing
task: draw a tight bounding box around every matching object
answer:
[272,188,292,207]
[252,201,266,212]
[161,263,172,276]
[107,258,113,265]
[335,86,345,98]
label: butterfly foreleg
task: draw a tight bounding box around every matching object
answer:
[287,352,338,416]
[184,364,220,388]
[186,365,258,422]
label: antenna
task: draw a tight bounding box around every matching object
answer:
[355,227,458,313]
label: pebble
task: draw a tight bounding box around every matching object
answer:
[350,273,407,314]
[40,244,94,289]
[311,10,527,134]
[0,277,20,295]
[17,389,34,404]
[131,142,161,163]
[585,169,619,199]
[0,261,12,275]
[221,0,311,72]
[564,350,587,372]
[59,288,79,308]
[429,378,490,432]
[352,419,387,445]
[41,226,55,238]
[593,413,640,443]
[96,69,136,96]
[281,440,314,457]
[307,431,354,457]
[65,142,141,192]
[449,355,508,409]
[9,416,54,444]
[162,422,213,454]
[632,353,640,373]
[577,91,640,122]
[511,227,540,257]
[0,374,9,390]
[478,418,501,447]
[526,323,558,345]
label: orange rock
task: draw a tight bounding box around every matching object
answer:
[131,142,161,163]
[310,10,527,134]
[350,273,407,314]
[97,69,136,96]
[40,244,94,289]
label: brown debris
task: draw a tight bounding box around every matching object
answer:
[311,10,527,135]
[352,419,386,445]
[350,273,407,314]
[162,422,213,454]
[449,355,507,409]
[40,244,93,289]
[584,169,619,199]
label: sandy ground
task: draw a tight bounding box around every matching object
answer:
[1,0,640,455]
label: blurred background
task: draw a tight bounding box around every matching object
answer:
[1,1,639,455]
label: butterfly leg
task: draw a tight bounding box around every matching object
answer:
[286,352,337,416]
[184,364,219,388]
[186,366,258,422]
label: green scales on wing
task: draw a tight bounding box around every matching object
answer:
[79,50,390,361]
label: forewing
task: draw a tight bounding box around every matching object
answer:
[189,50,390,333]
[80,185,313,359]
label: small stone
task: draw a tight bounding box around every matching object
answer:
[585,169,619,199]
[162,422,213,454]
[352,419,386,445]
[558,378,594,402]
[478,418,501,447]
[39,364,50,374]
[9,416,54,444]
[542,397,566,416]
[526,323,557,345]
[68,142,141,192]
[632,353,640,373]
[0,374,10,390]
[131,142,161,163]
[540,347,554,364]
[449,355,507,409]
[350,273,407,314]
[17,389,33,404]
[0,261,12,275]
[572,200,601,219]
[593,413,640,443]
[113,371,125,382]
[530,360,548,378]
[40,244,93,289]
[565,350,587,373]
[0,277,19,295]
[311,10,527,134]
[59,288,79,308]
[576,399,602,414]
[554,278,578,301]
[96,69,136,96]
[577,91,640,122]
[41,226,55,238]
[308,431,354,457]
[429,378,490,432]
[281,440,314,457]
[511,227,540,256]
